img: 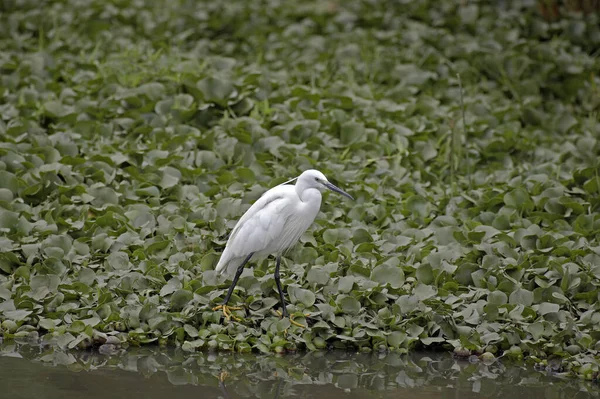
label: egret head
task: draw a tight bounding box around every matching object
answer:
[298,169,354,200]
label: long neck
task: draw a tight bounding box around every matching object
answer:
[295,179,322,204]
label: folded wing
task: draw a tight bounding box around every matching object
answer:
[215,186,296,275]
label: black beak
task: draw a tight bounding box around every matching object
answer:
[322,181,354,200]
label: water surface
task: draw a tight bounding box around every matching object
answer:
[0,339,596,399]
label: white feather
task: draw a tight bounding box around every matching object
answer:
[215,169,352,277]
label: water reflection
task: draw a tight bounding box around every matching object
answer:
[0,339,596,399]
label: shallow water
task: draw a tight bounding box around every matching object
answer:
[0,339,596,399]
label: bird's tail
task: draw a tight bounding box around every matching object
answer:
[215,252,230,275]
[215,249,241,277]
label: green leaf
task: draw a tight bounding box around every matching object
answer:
[416,264,434,284]
[414,283,436,300]
[488,290,508,305]
[536,302,559,315]
[0,171,18,193]
[509,288,534,306]
[338,276,355,293]
[38,318,57,330]
[107,251,129,270]
[184,324,199,338]
[557,112,577,134]
[421,337,446,345]
[160,277,182,296]
[405,195,430,219]
[387,331,407,347]
[43,100,71,117]
[81,316,101,327]
[3,309,32,321]
[336,295,361,315]
[323,229,339,245]
[504,188,533,211]
[0,209,19,231]
[88,186,119,207]
[170,289,193,310]
[306,268,330,285]
[197,77,235,105]
[30,275,60,296]
[160,166,181,189]
[340,121,365,145]
[288,285,316,307]
[371,264,405,289]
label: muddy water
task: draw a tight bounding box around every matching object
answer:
[0,340,596,399]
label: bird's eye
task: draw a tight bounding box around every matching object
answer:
[314,177,319,182]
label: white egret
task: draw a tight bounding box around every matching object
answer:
[213,169,353,326]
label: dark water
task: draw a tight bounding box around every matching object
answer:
[0,339,596,399]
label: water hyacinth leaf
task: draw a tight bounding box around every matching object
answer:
[0,171,18,193]
[3,309,32,321]
[0,210,19,231]
[340,121,365,145]
[407,324,425,338]
[416,265,434,285]
[0,0,598,372]
[170,290,193,310]
[306,267,330,285]
[414,284,436,301]
[38,318,57,330]
[288,286,316,307]
[323,229,339,245]
[421,337,445,345]
[504,188,533,211]
[557,113,578,134]
[197,77,235,106]
[184,324,199,338]
[88,186,119,207]
[107,251,130,270]
[405,195,430,219]
[509,288,534,306]
[0,188,13,202]
[488,291,508,305]
[160,277,183,296]
[81,316,101,327]
[387,331,407,347]
[527,322,545,341]
[536,302,560,315]
[371,264,405,289]
[30,275,60,295]
[276,318,291,333]
[0,286,11,300]
[160,167,181,189]
[43,100,71,118]
[396,295,418,314]
[336,295,361,315]
[338,276,355,293]
[0,252,18,274]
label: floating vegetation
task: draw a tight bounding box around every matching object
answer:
[0,0,599,381]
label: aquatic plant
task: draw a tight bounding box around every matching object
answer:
[0,0,599,380]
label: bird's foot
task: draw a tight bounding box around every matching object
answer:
[213,304,242,321]
[273,309,310,329]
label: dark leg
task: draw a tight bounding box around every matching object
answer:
[223,253,253,305]
[218,371,232,399]
[274,378,284,399]
[274,255,288,317]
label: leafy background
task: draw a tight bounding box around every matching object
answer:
[1,0,600,380]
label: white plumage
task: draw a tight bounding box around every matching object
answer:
[216,184,319,276]
[213,169,353,321]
